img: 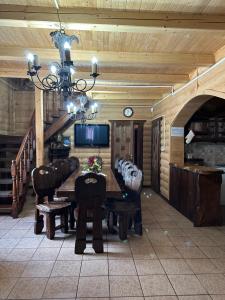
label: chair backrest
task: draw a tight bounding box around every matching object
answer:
[75,172,106,209]
[68,156,80,172]
[32,166,56,202]
[52,159,71,183]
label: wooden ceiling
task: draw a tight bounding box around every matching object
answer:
[0,0,225,105]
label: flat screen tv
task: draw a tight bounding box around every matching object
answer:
[74,124,110,148]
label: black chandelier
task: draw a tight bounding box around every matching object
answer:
[26,29,99,102]
[66,92,98,124]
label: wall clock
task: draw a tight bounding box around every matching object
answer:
[123,107,134,118]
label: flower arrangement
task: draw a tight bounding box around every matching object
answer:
[83,156,102,173]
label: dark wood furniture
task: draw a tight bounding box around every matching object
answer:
[110,120,145,171]
[48,147,70,162]
[75,172,106,254]
[169,163,223,226]
[151,117,162,193]
[32,166,71,239]
[57,166,122,229]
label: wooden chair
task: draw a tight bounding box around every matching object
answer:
[74,172,106,254]
[68,156,80,172]
[32,166,71,239]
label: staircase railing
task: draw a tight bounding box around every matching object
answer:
[11,112,35,218]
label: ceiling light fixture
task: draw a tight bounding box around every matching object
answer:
[26,1,100,122]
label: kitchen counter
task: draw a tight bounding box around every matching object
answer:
[171,163,224,175]
[170,163,223,226]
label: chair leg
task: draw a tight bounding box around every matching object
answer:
[46,213,55,240]
[75,208,87,254]
[93,208,103,253]
[118,212,129,241]
[34,209,44,234]
[61,208,69,233]
[107,211,117,234]
[69,204,76,229]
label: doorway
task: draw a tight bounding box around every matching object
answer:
[151,117,162,193]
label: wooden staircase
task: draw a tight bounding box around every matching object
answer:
[0,92,74,218]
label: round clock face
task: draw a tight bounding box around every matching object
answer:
[123,107,133,118]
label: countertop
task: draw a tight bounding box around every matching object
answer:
[170,163,224,175]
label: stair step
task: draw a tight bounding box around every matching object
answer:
[0,191,12,198]
[0,168,11,173]
[0,204,12,213]
[0,148,18,153]
[0,179,12,184]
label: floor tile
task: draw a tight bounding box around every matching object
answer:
[0,238,20,248]
[43,276,78,298]
[8,277,48,299]
[77,276,109,298]
[15,237,43,248]
[154,246,182,259]
[135,259,165,275]
[186,258,221,274]
[210,296,225,300]
[51,260,81,277]
[5,248,36,261]
[108,246,133,259]
[131,245,157,259]
[211,258,225,272]
[80,259,108,276]
[0,261,26,277]
[168,274,207,295]
[109,259,137,275]
[0,277,18,299]
[39,237,64,248]
[109,275,142,297]
[32,247,60,261]
[139,274,175,296]
[57,247,82,260]
[145,297,178,300]
[200,247,225,258]
[22,260,54,277]
[176,246,206,259]
[160,259,193,274]
[197,274,225,294]
[178,296,211,300]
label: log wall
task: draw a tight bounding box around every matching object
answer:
[64,103,151,186]
[0,79,12,135]
[152,61,225,199]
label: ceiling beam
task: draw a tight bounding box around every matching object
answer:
[0,5,225,32]
[0,47,214,67]
[92,93,160,100]
[0,67,188,84]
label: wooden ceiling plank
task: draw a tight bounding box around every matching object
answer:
[0,46,214,66]
[0,5,225,32]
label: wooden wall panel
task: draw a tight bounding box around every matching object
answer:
[64,104,151,186]
[0,79,11,135]
[12,90,34,136]
[153,60,225,199]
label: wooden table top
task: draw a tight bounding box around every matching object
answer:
[57,166,122,199]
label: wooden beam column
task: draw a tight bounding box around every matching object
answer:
[35,88,44,167]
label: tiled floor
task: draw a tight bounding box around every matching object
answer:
[0,189,225,299]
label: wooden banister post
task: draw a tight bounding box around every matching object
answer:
[35,88,44,167]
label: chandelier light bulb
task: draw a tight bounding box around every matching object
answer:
[92,57,98,64]
[64,41,71,49]
[27,53,34,62]
[50,65,57,74]
[70,67,75,75]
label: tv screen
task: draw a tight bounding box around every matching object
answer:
[74,124,110,147]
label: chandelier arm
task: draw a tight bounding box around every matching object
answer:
[74,79,88,92]
[37,73,60,91]
[83,76,97,92]
[29,75,52,91]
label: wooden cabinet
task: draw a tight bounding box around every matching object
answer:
[189,118,225,142]
[169,164,223,226]
[110,120,145,171]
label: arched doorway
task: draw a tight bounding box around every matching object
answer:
[170,94,225,165]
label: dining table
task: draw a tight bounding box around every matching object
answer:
[56,166,122,228]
